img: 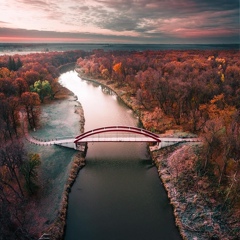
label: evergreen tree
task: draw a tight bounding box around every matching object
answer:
[16,57,23,69]
[7,57,17,71]
[7,57,13,70]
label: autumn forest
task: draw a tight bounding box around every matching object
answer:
[0,49,239,239]
[0,50,86,239]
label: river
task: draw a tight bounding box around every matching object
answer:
[59,71,181,240]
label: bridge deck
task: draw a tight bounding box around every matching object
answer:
[76,136,159,142]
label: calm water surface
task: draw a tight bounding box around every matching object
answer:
[60,71,181,240]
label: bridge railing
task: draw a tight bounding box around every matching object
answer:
[28,135,76,143]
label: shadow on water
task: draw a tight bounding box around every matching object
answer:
[138,160,156,170]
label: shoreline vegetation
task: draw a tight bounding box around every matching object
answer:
[0,51,89,240]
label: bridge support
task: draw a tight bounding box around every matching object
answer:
[149,140,185,151]
[75,142,88,154]
[55,142,76,149]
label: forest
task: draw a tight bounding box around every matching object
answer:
[0,48,239,239]
[0,50,86,239]
[76,49,240,238]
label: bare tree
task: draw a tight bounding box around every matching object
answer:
[0,141,26,197]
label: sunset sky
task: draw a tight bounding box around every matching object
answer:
[0,0,239,44]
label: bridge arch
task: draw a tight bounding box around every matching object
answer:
[74,126,161,143]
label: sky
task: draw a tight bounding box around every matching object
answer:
[0,0,239,44]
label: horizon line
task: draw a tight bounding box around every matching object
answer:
[0,42,239,45]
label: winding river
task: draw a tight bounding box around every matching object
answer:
[59,71,181,240]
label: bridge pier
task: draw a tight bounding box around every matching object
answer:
[75,142,88,155]
[150,140,184,151]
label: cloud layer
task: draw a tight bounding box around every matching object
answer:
[0,0,239,43]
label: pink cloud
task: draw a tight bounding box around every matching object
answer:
[173,28,238,38]
[0,0,239,43]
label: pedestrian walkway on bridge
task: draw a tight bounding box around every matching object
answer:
[21,111,201,152]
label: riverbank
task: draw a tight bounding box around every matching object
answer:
[21,82,87,239]
[46,151,86,239]
[45,96,86,239]
[43,90,86,239]
[76,70,239,239]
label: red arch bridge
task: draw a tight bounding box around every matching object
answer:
[74,126,160,150]
[41,126,200,151]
